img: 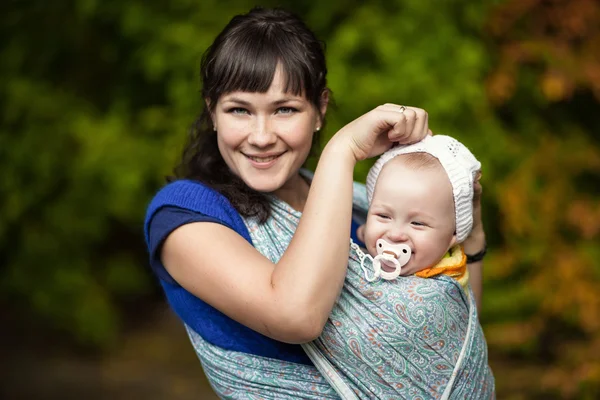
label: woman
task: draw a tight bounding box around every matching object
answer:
[144,7,492,398]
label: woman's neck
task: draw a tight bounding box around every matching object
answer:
[273,172,310,212]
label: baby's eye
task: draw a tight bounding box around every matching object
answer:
[276,107,298,115]
[228,107,249,115]
[411,221,426,227]
[376,214,391,220]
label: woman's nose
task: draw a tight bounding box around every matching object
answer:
[247,117,277,147]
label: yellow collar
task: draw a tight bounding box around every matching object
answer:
[415,245,469,289]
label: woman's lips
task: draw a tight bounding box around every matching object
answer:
[244,152,284,168]
[247,155,279,162]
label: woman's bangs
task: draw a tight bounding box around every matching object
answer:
[213,35,308,98]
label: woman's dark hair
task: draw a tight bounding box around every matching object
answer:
[173,7,329,223]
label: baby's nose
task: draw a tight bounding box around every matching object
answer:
[388,230,409,242]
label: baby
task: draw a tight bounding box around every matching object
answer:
[359,134,481,288]
[305,135,493,398]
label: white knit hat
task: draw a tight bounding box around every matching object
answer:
[366,135,481,243]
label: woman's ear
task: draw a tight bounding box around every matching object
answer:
[319,89,329,122]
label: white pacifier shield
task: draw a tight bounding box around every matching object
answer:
[373,239,412,281]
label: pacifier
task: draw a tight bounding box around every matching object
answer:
[372,238,412,280]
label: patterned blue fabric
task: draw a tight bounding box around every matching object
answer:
[185,326,339,399]
[244,181,495,399]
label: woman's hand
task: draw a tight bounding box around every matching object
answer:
[330,104,431,162]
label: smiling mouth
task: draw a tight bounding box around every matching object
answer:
[245,153,283,163]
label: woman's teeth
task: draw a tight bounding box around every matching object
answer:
[248,155,278,162]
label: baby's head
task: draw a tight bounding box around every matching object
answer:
[364,135,481,276]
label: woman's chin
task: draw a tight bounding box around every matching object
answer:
[247,182,279,193]
[242,176,284,194]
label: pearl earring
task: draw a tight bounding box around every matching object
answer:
[213,126,217,131]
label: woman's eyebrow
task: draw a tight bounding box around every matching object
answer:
[222,97,302,106]
[272,97,302,105]
[222,97,251,105]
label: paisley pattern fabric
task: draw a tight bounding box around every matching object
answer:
[186,179,494,398]
[185,326,339,399]
[312,255,495,398]
[246,180,495,399]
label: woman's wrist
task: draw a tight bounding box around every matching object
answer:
[322,135,359,166]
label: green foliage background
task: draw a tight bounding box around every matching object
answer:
[2,0,599,398]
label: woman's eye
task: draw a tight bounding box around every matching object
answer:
[228,107,249,115]
[276,107,297,114]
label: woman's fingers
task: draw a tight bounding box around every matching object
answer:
[412,107,428,140]
[473,171,483,203]
[471,170,483,233]
[396,108,416,141]
[379,104,428,144]
[331,103,431,162]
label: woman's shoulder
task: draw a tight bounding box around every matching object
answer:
[144,179,250,244]
[147,179,227,214]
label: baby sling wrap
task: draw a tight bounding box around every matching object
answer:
[184,179,495,398]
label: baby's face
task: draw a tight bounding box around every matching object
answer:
[364,157,457,276]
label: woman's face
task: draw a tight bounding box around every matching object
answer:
[212,66,324,198]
